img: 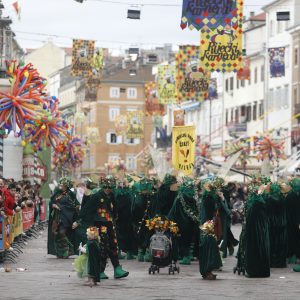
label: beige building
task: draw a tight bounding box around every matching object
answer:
[77,63,155,176]
[25,42,72,82]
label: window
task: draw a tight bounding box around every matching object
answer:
[231,109,234,122]
[294,86,298,104]
[127,88,137,99]
[259,101,264,117]
[254,67,258,84]
[236,78,239,89]
[253,102,257,121]
[109,107,120,122]
[246,105,252,122]
[295,47,299,67]
[106,132,122,144]
[241,80,245,87]
[230,77,234,91]
[225,79,229,92]
[270,20,274,37]
[282,85,289,108]
[125,137,140,145]
[126,155,137,171]
[110,87,120,98]
[120,88,126,93]
[108,155,120,164]
[225,109,229,125]
[235,108,239,123]
[261,65,265,82]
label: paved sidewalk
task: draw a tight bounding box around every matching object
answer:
[0,225,299,300]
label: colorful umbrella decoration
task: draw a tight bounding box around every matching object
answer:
[254,134,286,163]
[0,62,47,136]
[224,140,251,167]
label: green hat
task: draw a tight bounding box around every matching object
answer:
[290,178,300,193]
[59,177,73,189]
[99,175,116,189]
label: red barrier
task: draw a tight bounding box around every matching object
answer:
[39,201,47,222]
[22,207,35,231]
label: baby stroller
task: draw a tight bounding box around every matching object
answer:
[148,231,179,275]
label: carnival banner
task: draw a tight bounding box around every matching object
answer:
[71,39,95,77]
[237,57,251,80]
[127,111,144,139]
[174,110,185,126]
[269,47,285,78]
[181,0,237,31]
[145,82,165,116]
[157,65,177,104]
[176,45,210,102]
[115,115,128,135]
[172,125,196,175]
[200,0,243,73]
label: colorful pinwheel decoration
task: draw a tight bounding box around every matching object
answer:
[0,61,47,136]
[224,139,251,167]
[254,134,286,163]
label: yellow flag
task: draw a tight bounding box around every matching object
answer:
[172,125,196,175]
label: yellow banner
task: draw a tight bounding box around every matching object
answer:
[172,125,196,175]
[157,65,177,104]
[200,0,244,73]
[12,211,23,239]
[176,45,210,102]
[127,111,144,139]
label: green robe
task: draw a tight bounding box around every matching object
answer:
[286,191,300,259]
[47,189,79,257]
[266,193,287,268]
[244,194,270,278]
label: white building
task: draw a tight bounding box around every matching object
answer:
[263,0,300,155]
[223,13,266,144]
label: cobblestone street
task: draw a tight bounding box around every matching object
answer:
[0,225,298,300]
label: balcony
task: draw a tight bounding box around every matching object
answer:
[227,122,247,134]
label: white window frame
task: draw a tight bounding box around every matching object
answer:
[110,87,120,98]
[295,46,299,68]
[126,155,137,171]
[127,88,137,99]
[125,136,140,145]
[108,154,120,164]
[106,132,122,145]
[109,107,120,122]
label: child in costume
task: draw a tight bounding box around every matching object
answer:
[74,226,101,287]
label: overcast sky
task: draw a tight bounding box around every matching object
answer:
[3,0,273,52]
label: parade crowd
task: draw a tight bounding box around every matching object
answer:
[0,178,45,254]
[47,173,300,286]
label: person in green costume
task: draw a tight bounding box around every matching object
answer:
[73,176,129,280]
[198,181,223,280]
[244,187,270,278]
[48,177,80,258]
[131,177,158,262]
[114,179,138,260]
[168,178,199,265]
[265,182,288,268]
[74,226,102,287]
[286,178,300,271]
[153,174,178,217]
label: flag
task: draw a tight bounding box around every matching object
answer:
[12,2,21,20]
[176,45,210,102]
[115,115,128,135]
[71,39,95,77]
[200,0,244,73]
[237,57,251,80]
[172,125,196,175]
[157,65,177,104]
[181,0,237,31]
[269,47,285,78]
[145,82,165,116]
[126,111,144,139]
